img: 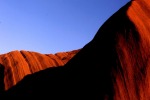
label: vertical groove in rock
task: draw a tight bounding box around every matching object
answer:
[0,49,79,90]
[46,54,64,66]
[3,0,150,99]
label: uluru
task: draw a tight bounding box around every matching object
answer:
[0,49,79,91]
[0,0,150,100]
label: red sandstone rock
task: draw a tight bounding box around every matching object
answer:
[114,1,150,99]
[64,0,150,99]
[4,0,150,99]
[0,50,79,90]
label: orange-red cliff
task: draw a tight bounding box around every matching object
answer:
[3,0,150,99]
[64,0,150,99]
[0,50,79,90]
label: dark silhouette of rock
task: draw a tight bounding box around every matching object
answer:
[3,0,150,99]
[0,64,4,96]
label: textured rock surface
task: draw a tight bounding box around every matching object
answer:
[4,0,150,99]
[64,0,150,99]
[0,50,79,90]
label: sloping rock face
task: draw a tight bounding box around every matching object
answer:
[0,50,79,90]
[64,0,150,99]
[4,0,150,99]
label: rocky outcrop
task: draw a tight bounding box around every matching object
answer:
[64,0,150,99]
[0,50,79,90]
[4,0,150,99]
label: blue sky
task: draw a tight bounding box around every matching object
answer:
[0,0,129,54]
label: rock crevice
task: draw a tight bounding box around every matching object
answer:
[0,50,79,90]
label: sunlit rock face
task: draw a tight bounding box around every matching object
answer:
[4,0,150,99]
[0,50,79,90]
[65,0,150,99]
[114,1,150,99]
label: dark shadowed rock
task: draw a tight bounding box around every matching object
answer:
[4,0,150,99]
[0,64,4,96]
